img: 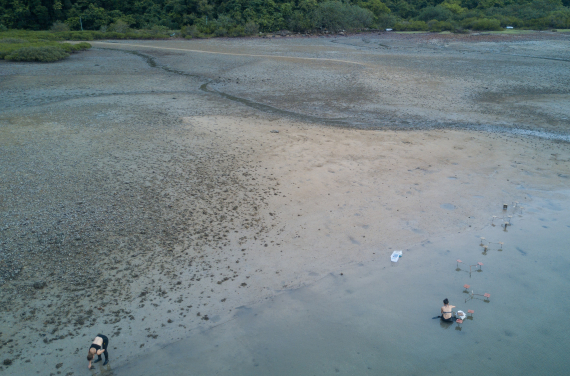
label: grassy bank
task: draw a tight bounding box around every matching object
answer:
[0,34,91,62]
[0,29,171,42]
[0,28,175,62]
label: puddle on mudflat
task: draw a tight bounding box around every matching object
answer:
[116,191,570,376]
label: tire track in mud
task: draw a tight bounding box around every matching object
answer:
[121,49,352,127]
[2,47,351,127]
[198,83,349,126]
[141,43,569,143]
[104,47,570,140]
[6,44,568,140]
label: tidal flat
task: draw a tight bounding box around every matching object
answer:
[1,32,569,375]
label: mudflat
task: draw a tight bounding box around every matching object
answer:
[0,32,569,375]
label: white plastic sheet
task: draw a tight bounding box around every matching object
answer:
[390,251,400,262]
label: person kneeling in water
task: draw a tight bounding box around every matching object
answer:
[87,334,109,369]
[440,298,456,322]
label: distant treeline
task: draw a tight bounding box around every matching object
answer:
[1,0,570,34]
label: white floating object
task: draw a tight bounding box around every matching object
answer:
[391,251,400,262]
[506,26,514,29]
[385,28,393,32]
[457,310,466,320]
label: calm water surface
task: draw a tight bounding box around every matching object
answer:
[114,189,570,375]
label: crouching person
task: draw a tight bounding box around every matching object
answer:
[87,334,109,369]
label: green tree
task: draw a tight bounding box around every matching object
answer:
[0,0,568,32]
[358,0,391,17]
[439,0,466,14]
[314,1,374,32]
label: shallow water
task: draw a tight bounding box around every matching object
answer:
[107,190,570,375]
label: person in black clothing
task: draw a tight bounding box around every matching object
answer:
[87,334,109,369]
[440,298,456,322]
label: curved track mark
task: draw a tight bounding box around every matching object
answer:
[199,83,349,126]
[118,49,351,126]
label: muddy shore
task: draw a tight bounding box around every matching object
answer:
[1,32,569,375]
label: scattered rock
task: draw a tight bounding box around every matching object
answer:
[33,281,47,290]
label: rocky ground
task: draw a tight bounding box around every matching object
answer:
[0,32,569,375]
[95,30,570,135]
[0,48,283,375]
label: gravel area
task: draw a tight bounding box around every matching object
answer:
[1,32,569,375]
[1,49,281,374]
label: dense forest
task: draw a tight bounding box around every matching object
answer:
[1,0,570,34]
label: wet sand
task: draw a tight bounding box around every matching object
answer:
[117,191,570,375]
[1,32,569,375]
